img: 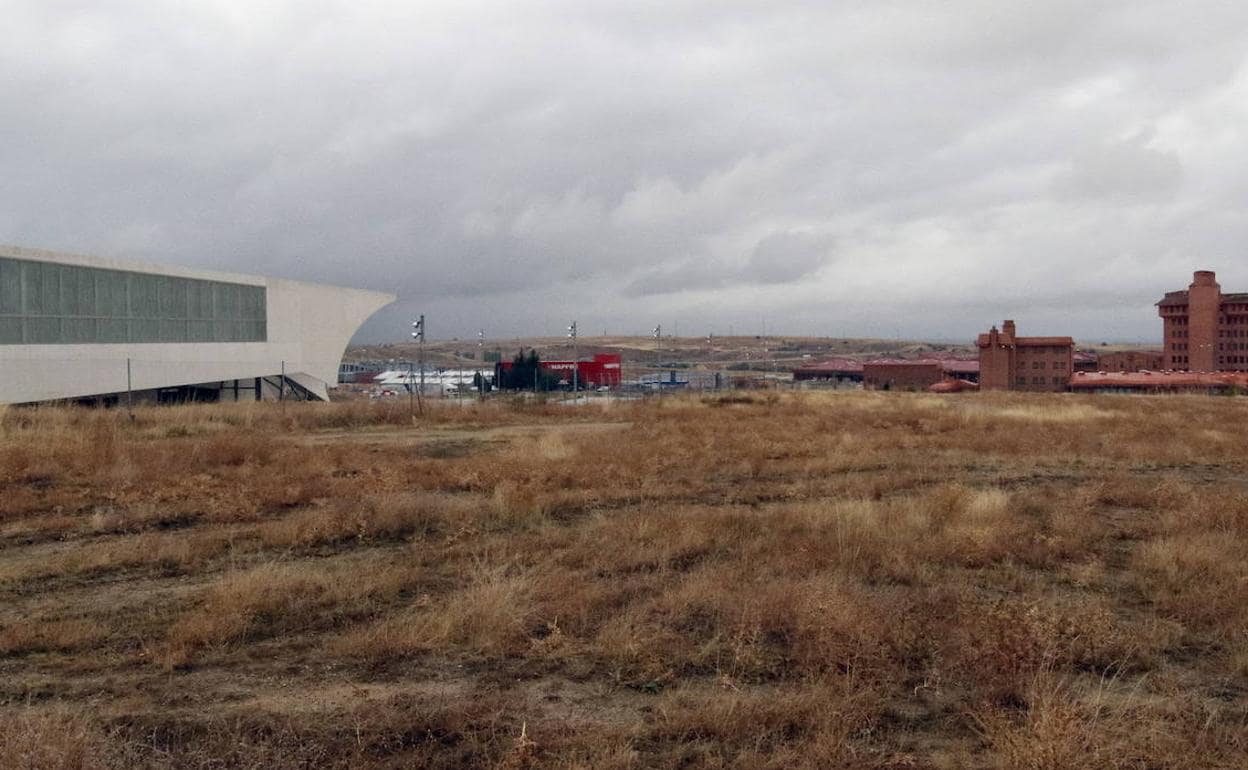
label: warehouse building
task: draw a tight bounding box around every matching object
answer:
[0,245,394,404]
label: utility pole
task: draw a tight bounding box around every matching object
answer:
[568,321,578,397]
[411,315,425,416]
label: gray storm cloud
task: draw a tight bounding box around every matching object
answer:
[3,1,1248,342]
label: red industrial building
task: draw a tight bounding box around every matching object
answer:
[977,320,1074,392]
[1158,270,1248,372]
[496,353,622,388]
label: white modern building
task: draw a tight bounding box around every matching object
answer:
[0,244,394,405]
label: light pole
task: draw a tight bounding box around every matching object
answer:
[707,333,714,391]
[411,315,425,416]
[477,329,485,399]
[653,324,662,397]
[568,321,578,397]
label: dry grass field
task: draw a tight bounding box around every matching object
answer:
[1,391,1247,768]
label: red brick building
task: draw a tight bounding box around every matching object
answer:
[977,320,1074,392]
[792,358,864,383]
[1071,370,1248,394]
[1097,350,1165,373]
[863,361,943,390]
[1157,270,1248,371]
[860,358,979,390]
[1073,351,1099,372]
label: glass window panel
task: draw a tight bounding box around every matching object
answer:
[98,272,127,317]
[22,262,43,315]
[60,267,79,314]
[188,319,212,342]
[129,318,160,342]
[213,283,240,319]
[97,319,128,343]
[0,259,20,314]
[242,286,264,319]
[25,317,61,343]
[159,276,188,318]
[41,263,62,315]
[130,275,159,318]
[0,317,21,343]
[158,319,187,342]
[62,317,96,343]
[72,267,96,316]
[188,281,211,319]
[1,258,266,344]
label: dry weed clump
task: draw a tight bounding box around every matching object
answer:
[648,685,880,768]
[972,670,1248,770]
[163,558,418,667]
[3,391,1248,767]
[0,618,108,656]
[257,491,463,549]
[336,564,534,661]
[0,707,120,770]
[1132,531,1248,632]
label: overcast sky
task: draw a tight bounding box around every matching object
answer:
[5,1,1248,343]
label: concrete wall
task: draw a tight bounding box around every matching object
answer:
[0,245,394,404]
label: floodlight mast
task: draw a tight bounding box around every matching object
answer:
[568,321,578,395]
[653,324,662,398]
[707,333,714,391]
[411,315,425,416]
[477,329,485,400]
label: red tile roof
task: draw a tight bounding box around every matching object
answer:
[794,356,978,375]
[1069,370,1248,390]
[792,358,864,374]
[976,334,1073,348]
[863,357,977,369]
[1015,337,1074,346]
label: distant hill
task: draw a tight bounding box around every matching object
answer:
[344,335,978,371]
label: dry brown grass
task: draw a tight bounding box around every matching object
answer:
[2,391,1248,768]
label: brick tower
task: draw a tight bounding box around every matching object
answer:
[978,321,1015,390]
[1186,270,1221,372]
